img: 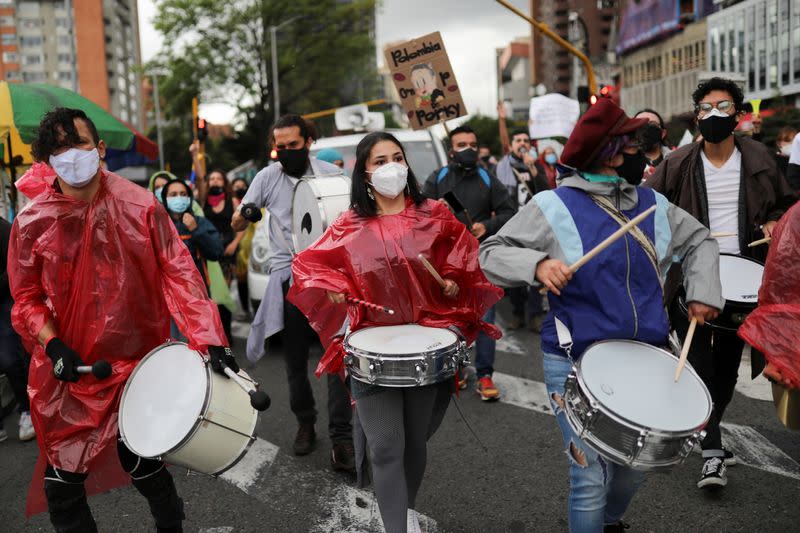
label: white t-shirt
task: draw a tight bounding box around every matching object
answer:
[701,147,741,254]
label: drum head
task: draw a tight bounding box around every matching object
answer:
[347,325,458,355]
[720,254,763,303]
[579,341,711,432]
[292,176,351,252]
[120,344,207,458]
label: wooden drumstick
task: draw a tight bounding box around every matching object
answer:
[540,205,657,294]
[711,232,737,238]
[748,236,772,248]
[346,296,395,315]
[418,254,447,289]
[674,317,698,382]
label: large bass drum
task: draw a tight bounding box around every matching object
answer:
[563,340,712,471]
[119,342,258,475]
[292,175,351,252]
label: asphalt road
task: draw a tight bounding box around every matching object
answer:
[1,302,799,532]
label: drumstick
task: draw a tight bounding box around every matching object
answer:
[75,360,112,379]
[346,296,395,315]
[221,365,271,411]
[674,317,698,382]
[711,232,736,238]
[418,254,447,288]
[748,236,772,247]
[540,205,657,294]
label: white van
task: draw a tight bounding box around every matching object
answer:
[247,129,448,310]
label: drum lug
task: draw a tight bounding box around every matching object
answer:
[367,361,382,383]
[630,431,648,462]
[343,354,354,366]
[414,361,428,385]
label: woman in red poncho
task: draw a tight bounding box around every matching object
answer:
[288,131,502,533]
[9,108,236,532]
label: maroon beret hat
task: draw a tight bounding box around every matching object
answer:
[560,98,648,169]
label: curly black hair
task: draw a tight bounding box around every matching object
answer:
[30,107,100,162]
[692,77,745,113]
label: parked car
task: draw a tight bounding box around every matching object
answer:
[248,129,448,309]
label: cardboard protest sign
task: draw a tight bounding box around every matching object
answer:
[529,93,580,139]
[384,32,467,130]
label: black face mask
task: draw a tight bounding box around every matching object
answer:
[234,188,247,199]
[278,147,309,177]
[615,152,648,186]
[208,185,225,196]
[698,114,737,144]
[637,123,663,152]
[453,148,478,170]
[480,155,491,164]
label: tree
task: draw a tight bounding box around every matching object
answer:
[149,0,377,168]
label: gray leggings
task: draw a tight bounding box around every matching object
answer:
[354,382,451,533]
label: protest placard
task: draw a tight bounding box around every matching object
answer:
[529,93,580,139]
[384,32,467,130]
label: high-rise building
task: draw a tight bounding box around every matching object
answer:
[0,0,144,129]
[496,37,532,121]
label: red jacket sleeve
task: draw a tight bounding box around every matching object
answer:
[149,202,227,350]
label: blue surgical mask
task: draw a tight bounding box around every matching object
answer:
[166,196,191,213]
[154,187,163,200]
[545,153,558,165]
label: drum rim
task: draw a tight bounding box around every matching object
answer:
[574,339,713,436]
[119,341,211,459]
[292,176,351,252]
[344,325,461,360]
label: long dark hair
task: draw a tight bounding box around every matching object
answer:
[350,132,425,217]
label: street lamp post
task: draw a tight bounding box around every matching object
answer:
[270,16,301,119]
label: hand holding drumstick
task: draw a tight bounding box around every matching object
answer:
[418,254,459,298]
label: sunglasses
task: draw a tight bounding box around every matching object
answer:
[695,100,735,115]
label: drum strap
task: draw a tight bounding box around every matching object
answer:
[554,317,574,360]
[590,194,659,278]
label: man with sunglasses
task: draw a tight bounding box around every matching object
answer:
[646,77,796,490]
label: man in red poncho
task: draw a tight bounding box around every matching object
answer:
[739,201,800,391]
[8,108,236,533]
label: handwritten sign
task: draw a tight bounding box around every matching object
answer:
[384,32,467,130]
[529,93,580,140]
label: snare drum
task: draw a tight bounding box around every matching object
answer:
[563,340,712,471]
[678,253,763,332]
[119,343,258,475]
[344,325,468,387]
[292,175,351,252]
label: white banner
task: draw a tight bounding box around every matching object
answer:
[528,94,580,140]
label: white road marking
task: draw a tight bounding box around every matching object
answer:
[220,437,279,492]
[231,320,251,340]
[199,528,234,533]
[491,371,800,481]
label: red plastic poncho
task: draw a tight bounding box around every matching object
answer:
[9,164,227,477]
[288,198,503,377]
[739,201,800,387]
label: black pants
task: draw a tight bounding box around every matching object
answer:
[282,281,352,443]
[44,439,184,533]
[237,279,250,314]
[671,302,743,455]
[0,297,29,418]
[218,304,232,345]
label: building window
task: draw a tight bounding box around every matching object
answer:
[2,33,16,46]
[57,53,72,63]
[24,54,42,65]
[711,27,718,71]
[58,71,72,81]
[58,36,71,46]
[2,51,18,63]
[5,70,20,81]
[21,18,42,29]
[0,16,14,26]
[20,36,43,47]
[22,72,46,82]
[750,6,757,91]
[55,18,70,29]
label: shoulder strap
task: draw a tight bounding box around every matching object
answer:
[591,194,659,277]
[477,168,491,188]
[436,167,450,183]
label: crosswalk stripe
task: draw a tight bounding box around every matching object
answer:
[491,370,800,481]
[220,438,279,492]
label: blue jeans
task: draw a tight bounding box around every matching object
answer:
[543,352,645,533]
[475,306,496,378]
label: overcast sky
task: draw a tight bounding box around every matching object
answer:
[138,0,531,124]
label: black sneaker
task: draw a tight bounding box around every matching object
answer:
[697,457,727,489]
[330,440,356,472]
[723,447,738,466]
[293,423,316,456]
[603,521,630,533]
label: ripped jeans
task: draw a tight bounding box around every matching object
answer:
[543,353,645,533]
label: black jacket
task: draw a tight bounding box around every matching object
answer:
[422,162,515,240]
[1,217,10,302]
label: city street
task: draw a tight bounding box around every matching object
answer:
[2,302,798,532]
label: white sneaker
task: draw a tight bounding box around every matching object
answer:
[407,509,422,533]
[18,411,35,441]
[0,428,7,442]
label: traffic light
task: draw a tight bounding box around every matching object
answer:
[197,117,208,142]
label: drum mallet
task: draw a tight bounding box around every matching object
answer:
[76,360,113,379]
[418,254,447,289]
[346,296,395,315]
[674,317,698,382]
[221,364,271,411]
[748,236,772,248]
[540,205,657,294]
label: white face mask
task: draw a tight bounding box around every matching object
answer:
[367,162,408,199]
[781,143,793,156]
[49,148,100,188]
